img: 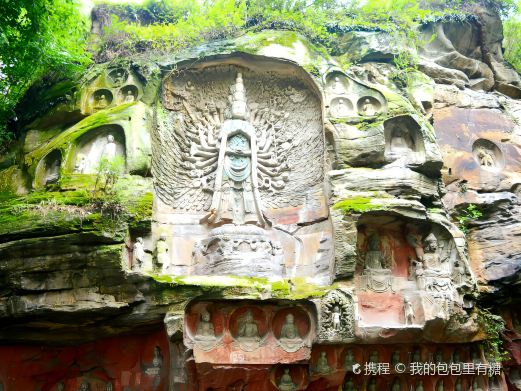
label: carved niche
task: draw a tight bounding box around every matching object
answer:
[317,289,355,343]
[324,70,387,120]
[153,58,333,281]
[472,138,504,172]
[184,301,314,365]
[384,115,426,165]
[34,149,62,188]
[81,66,142,114]
[70,126,126,175]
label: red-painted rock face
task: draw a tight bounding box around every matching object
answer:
[0,330,169,391]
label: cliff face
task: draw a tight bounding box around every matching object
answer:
[0,4,520,391]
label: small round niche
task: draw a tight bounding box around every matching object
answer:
[107,68,129,87]
[90,89,113,110]
[357,96,382,117]
[472,139,504,172]
[118,85,139,104]
[329,97,354,118]
[326,72,349,95]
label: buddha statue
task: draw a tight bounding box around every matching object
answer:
[364,234,386,270]
[237,310,259,340]
[124,90,135,103]
[196,311,215,340]
[416,380,424,391]
[57,382,65,391]
[280,313,300,340]
[344,349,355,370]
[332,76,345,94]
[391,378,400,391]
[314,351,331,374]
[106,383,113,391]
[454,379,461,391]
[101,135,117,161]
[473,378,483,391]
[436,380,444,391]
[390,126,414,153]
[152,346,163,368]
[360,98,377,116]
[404,298,415,325]
[344,377,356,391]
[334,99,350,117]
[278,368,296,391]
[96,94,108,109]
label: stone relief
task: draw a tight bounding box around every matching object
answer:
[277,312,305,353]
[79,381,90,391]
[107,68,129,87]
[324,70,387,121]
[343,377,356,391]
[312,351,332,375]
[359,233,393,293]
[234,309,264,351]
[194,310,222,351]
[317,289,355,342]
[278,368,297,391]
[403,297,415,325]
[92,89,113,110]
[153,60,332,281]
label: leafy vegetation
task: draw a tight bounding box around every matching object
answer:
[0,0,91,148]
[476,308,510,362]
[503,1,521,72]
[457,204,483,234]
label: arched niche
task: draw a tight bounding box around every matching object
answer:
[90,89,113,111]
[472,138,504,172]
[118,84,139,104]
[34,149,62,188]
[384,116,425,161]
[70,125,126,175]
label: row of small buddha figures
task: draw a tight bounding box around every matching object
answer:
[342,376,500,391]
[92,87,137,110]
[194,309,306,342]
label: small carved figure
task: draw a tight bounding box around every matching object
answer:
[368,378,377,391]
[453,260,465,285]
[113,70,126,85]
[237,310,259,340]
[391,351,400,366]
[404,298,415,325]
[96,94,108,109]
[196,311,215,339]
[473,378,483,391]
[416,380,424,391]
[369,351,379,364]
[360,98,376,116]
[334,99,350,117]
[132,237,145,270]
[390,127,414,153]
[124,90,136,103]
[452,350,461,363]
[278,368,296,391]
[412,349,421,363]
[280,313,300,340]
[454,379,461,391]
[332,77,345,94]
[344,349,355,370]
[74,156,87,174]
[152,346,163,368]
[391,378,400,391]
[314,351,331,374]
[106,382,113,391]
[332,305,341,331]
[79,381,90,391]
[344,377,356,391]
[435,350,444,363]
[477,148,495,168]
[156,234,169,273]
[57,382,65,391]
[436,380,444,391]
